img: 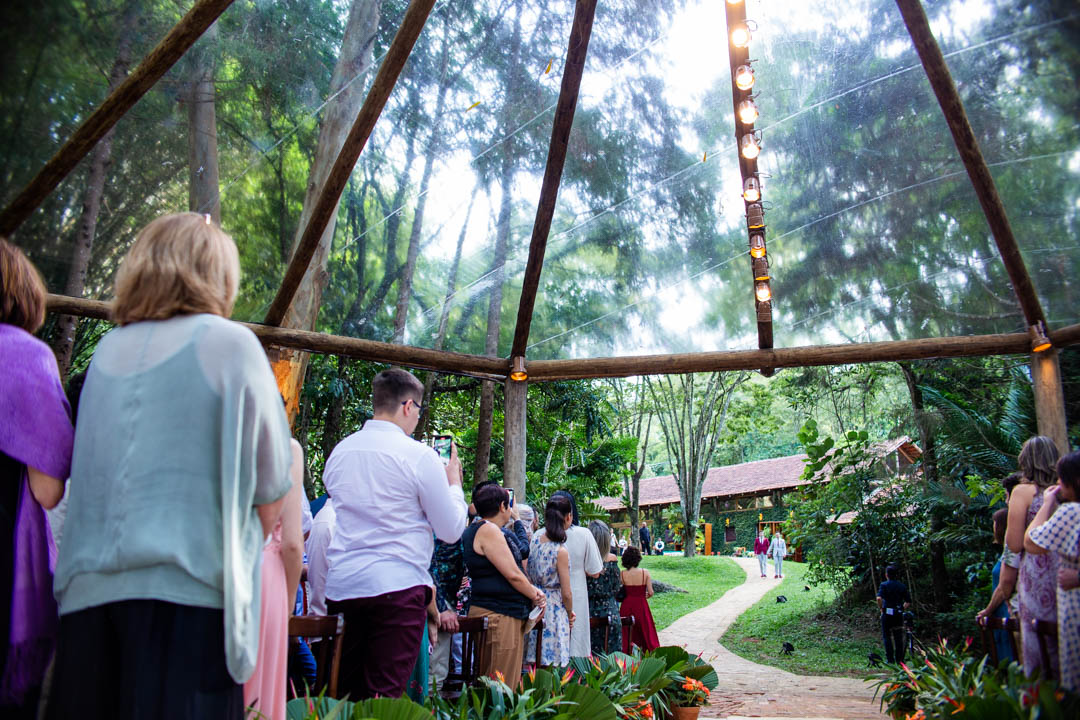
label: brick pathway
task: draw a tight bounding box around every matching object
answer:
[658,558,883,720]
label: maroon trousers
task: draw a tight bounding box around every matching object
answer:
[327,585,431,700]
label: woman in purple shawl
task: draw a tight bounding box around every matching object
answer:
[0,238,74,717]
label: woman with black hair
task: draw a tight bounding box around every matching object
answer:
[525,496,574,668]
[619,547,659,651]
[462,484,544,686]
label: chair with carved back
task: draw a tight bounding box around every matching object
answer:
[590,616,610,654]
[621,615,636,654]
[1031,618,1058,681]
[441,616,490,696]
[288,613,345,698]
[978,616,1019,665]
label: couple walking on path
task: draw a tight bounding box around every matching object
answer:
[753,530,787,578]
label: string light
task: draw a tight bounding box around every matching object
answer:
[731,23,751,48]
[1029,322,1051,353]
[742,177,761,203]
[738,99,759,125]
[746,203,764,229]
[752,256,770,282]
[755,281,772,302]
[740,133,761,159]
[749,233,766,258]
[735,65,755,91]
[510,356,528,381]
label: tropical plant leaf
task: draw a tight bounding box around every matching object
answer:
[554,682,618,720]
[352,697,432,720]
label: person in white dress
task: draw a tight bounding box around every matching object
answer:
[549,491,602,657]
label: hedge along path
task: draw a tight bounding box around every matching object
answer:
[658,557,882,720]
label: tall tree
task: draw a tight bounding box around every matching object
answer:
[185,21,220,224]
[608,378,653,548]
[647,371,747,556]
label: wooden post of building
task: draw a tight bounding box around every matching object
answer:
[1031,349,1069,454]
[504,378,528,503]
[704,523,712,556]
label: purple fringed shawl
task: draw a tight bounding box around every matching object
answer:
[0,324,73,705]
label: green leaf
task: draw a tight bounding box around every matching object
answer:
[351,697,431,720]
[554,683,618,720]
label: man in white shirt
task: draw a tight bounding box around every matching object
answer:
[324,368,467,700]
[305,500,336,616]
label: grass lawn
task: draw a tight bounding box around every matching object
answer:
[639,555,743,631]
[721,560,881,677]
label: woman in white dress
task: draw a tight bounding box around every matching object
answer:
[549,491,602,657]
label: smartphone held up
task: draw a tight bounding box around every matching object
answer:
[430,434,453,465]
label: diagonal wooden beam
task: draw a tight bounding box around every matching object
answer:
[263,0,437,326]
[0,0,236,237]
[509,0,599,359]
[894,0,1046,329]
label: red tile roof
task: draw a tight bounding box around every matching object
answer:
[594,453,810,511]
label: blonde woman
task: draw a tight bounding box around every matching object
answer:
[49,213,294,720]
[1006,435,1061,676]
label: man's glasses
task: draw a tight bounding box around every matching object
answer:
[402,399,425,413]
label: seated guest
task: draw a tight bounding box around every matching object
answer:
[323,369,467,700]
[1025,450,1080,693]
[463,484,544,685]
[526,496,574,668]
[49,213,294,720]
[0,238,74,717]
[244,438,306,720]
[586,520,623,655]
[619,547,660,651]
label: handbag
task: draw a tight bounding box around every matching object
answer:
[615,585,627,602]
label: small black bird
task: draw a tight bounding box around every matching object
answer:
[776,595,788,603]
[804,585,811,592]
[867,652,884,668]
[781,642,795,655]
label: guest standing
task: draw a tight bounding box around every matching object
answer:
[526,496,574,668]
[768,532,788,578]
[1025,450,1080,692]
[619,547,660,651]
[428,534,464,689]
[49,213,294,720]
[876,565,912,664]
[550,491,602,658]
[244,439,305,720]
[306,500,337,617]
[976,508,1020,662]
[0,239,74,718]
[753,531,769,578]
[586,520,623,655]
[323,368,467,700]
[1007,435,1060,676]
[639,522,652,555]
[463,484,544,684]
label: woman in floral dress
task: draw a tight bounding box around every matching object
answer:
[586,520,622,655]
[1025,450,1080,692]
[1006,436,1060,676]
[525,496,574,668]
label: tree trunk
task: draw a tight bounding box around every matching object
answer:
[320,356,351,459]
[187,21,220,224]
[53,8,137,378]
[270,0,379,423]
[898,361,949,610]
[391,22,451,343]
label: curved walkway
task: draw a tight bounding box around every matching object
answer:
[658,557,882,720]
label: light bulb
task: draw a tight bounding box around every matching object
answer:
[726,0,743,5]
[735,65,755,91]
[738,99,759,125]
[731,24,751,48]
[749,233,766,258]
[740,133,761,159]
[755,281,772,302]
[742,177,761,203]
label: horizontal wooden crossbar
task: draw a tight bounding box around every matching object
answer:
[46,294,1079,382]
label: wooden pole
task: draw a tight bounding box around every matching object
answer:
[525,326,1080,380]
[1031,350,1069,454]
[0,0,237,236]
[509,0,598,358]
[45,294,507,379]
[263,0,438,326]
[894,0,1046,328]
[503,378,528,503]
[44,294,1080,381]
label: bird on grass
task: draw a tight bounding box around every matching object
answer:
[775,595,788,603]
[867,652,884,668]
[804,585,811,592]
[780,642,794,655]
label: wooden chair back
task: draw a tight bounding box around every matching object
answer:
[978,616,1019,664]
[288,613,345,698]
[1032,618,1058,681]
[443,616,490,694]
[621,615,635,654]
